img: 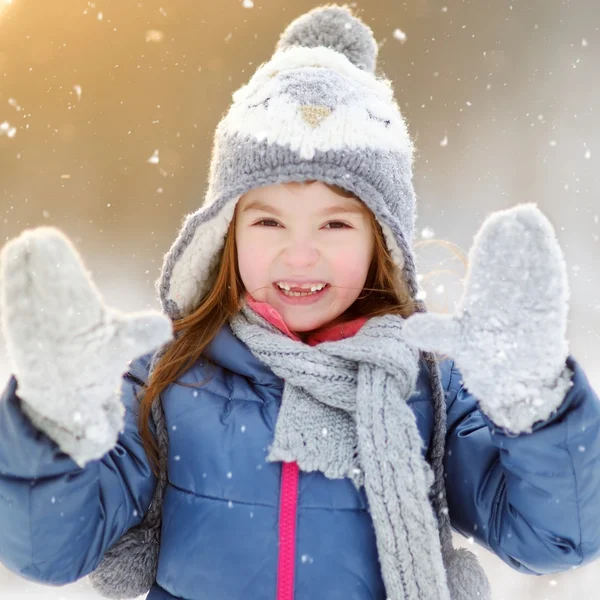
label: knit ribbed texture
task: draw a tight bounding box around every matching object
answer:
[231,305,453,599]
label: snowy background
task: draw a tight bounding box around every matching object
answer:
[0,0,599,598]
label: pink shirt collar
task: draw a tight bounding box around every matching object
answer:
[245,296,367,346]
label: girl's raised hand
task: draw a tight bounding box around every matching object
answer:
[0,227,173,466]
[403,204,573,433]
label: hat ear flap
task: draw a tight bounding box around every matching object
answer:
[157,197,239,320]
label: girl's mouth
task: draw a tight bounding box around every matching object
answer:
[273,281,330,304]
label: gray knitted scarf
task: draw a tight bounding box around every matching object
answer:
[89,304,491,600]
[231,306,450,598]
[229,305,490,600]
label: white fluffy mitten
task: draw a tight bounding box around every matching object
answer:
[403,204,573,434]
[0,227,173,466]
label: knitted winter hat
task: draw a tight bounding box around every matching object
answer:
[156,3,416,320]
[90,5,491,599]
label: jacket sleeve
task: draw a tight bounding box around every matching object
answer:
[444,355,600,575]
[0,357,157,585]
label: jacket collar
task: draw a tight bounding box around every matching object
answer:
[203,322,284,387]
[203,299,367,385]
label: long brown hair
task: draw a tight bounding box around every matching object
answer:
[138,183,417,477]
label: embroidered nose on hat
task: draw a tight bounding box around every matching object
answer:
[300,105,332,127]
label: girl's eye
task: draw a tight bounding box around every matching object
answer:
[255,219,280,227]
[324,221,351,229]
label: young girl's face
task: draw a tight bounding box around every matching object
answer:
[235,181,375,333]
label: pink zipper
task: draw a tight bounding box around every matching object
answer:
[276,461,299,600]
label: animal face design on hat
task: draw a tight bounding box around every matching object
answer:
[219,45,413,160]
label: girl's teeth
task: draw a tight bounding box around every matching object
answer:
[276,283,326,297]
[281,289,320,297]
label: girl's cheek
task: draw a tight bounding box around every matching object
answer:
[240,251,273,295]
[246,231,276,253]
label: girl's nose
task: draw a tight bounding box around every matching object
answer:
[281,241,319,270]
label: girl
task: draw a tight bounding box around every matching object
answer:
[1,6,599,600]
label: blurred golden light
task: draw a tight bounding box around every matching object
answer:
[0,0,13,18]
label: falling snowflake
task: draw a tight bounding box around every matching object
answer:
[0,121,16,138]
[147,149,160,164]
[421,227,435,239]
[8,97,21,111]
[73,85,82,101]
[145,29,164,43]
[242,0,254,7]
[393,28,407,43]
[440,134,448,147]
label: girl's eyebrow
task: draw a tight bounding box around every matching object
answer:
[320,203,364,216]
[242,200,364,216]
[242,201,282,215]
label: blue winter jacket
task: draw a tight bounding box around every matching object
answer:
[1,323,600,600]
